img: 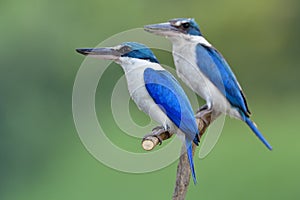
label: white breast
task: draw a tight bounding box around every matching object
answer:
[118,57,177,130]
[169,36,241,119]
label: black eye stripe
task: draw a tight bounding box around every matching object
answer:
[118,46,131,54]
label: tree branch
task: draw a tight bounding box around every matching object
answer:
[141,108,213,200]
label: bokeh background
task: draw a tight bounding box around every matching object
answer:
[1,0,300,199]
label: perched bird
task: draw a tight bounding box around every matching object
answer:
[76,42,200,183]
[145,18,272,150]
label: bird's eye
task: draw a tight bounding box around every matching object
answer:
[181,22,190,29]
[119,46,131,54]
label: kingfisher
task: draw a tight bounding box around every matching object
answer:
[76,42,200,183]
[144,18,272,150]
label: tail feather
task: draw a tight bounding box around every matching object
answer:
[245,118,272,150]
[186,140,197,184]
[193,134,200,146]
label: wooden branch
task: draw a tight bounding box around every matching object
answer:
[172,144,196,200]
[172,111,212,200]
[141,108,214,200]
[142,126,172,151]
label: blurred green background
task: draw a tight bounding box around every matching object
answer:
[1,0,300,199]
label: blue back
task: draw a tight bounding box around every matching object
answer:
[144,68,199,144]
[196,44,250,117]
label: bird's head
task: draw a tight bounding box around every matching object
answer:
[76,42,159,64]
[144,18,202,37]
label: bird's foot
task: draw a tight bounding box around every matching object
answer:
[196,104,209,113]
[142,126,166,145]
[142,125,173,150]
[195,104,213,125]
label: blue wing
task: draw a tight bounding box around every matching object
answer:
[144,68,199,144]
[196,44,272,150]
[196,44,250,117]
[144,68,198,184]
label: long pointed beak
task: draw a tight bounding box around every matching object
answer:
[76,47,121,60]
[144,22,179,36]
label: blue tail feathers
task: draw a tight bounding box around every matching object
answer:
[245,117,272,150]
[186,140,197,184]
[193,134,200,146]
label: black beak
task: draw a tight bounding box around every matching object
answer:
[76,48,93,55]
[76,47,122,60]
[144,22,179,36]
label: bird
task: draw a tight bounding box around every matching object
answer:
[76,42,200,183]
[144,18,272,150]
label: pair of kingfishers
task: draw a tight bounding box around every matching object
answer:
[76,18,272,184]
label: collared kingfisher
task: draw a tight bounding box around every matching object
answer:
[76,42,200,183]
[145,18,272,150]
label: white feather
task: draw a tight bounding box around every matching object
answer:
[117,57,179,131]
[167,35,241,119]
